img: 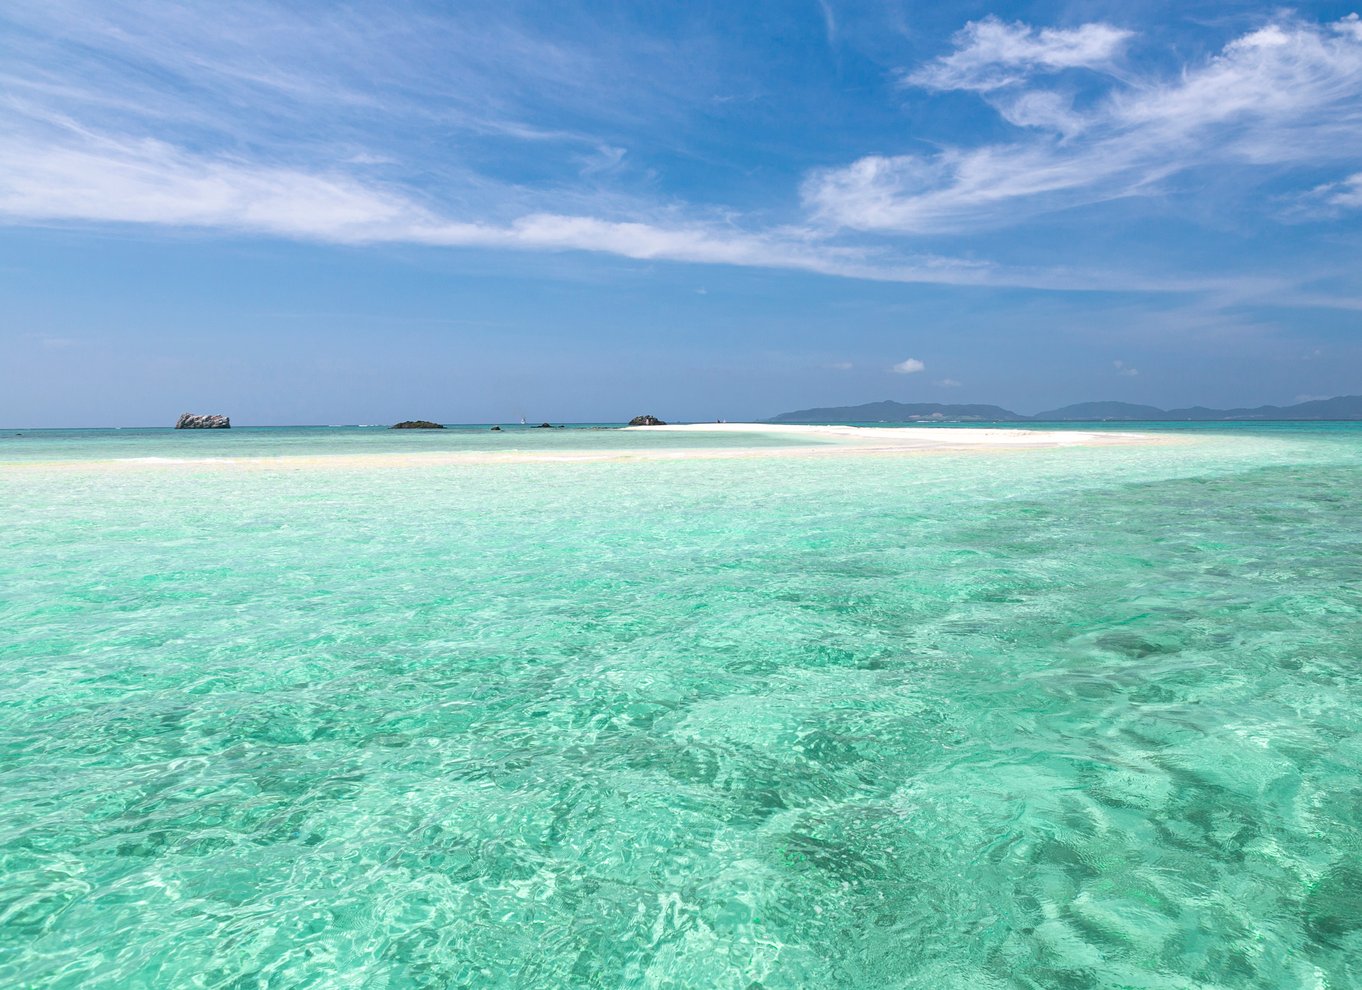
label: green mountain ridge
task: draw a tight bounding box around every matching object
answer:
[768,395,1362,423]
[767,401,1028,423]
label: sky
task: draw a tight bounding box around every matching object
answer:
[2,0,1361,425]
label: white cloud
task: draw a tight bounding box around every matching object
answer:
[22,332,80,349]
[0,0,647,152]
[806,15,1362,234]
[937,378,962,387]
[828,361,853,370]
[577,144,628,176]
[0,133,427,241]
[817,0,838,48]
[1113,359,1139,376]
[891,357,925,374]
[1,3,1358,308]
[1307,171,1362,209]
[0,116,1149,290]
[905,17,1132,92]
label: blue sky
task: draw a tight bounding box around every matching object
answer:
[2,0,1361,425]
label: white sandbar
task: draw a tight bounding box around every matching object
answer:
[626,421,1154,449]
[5,422,1162,473]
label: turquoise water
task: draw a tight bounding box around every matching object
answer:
[3,425,1362,988]
[0,425,817,464]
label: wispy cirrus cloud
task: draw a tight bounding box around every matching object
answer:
[0,131,424,241]
[0,0,633,149]
[1304,171,1362,211]
[0,1,1359,308]
[0,1,1045,289]
[0,119,1016,286]
[903,17,1133,92]
[0,114,1316,296]
[21,332,81,350]
[805,14,1362,234]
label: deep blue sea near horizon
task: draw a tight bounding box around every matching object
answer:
[4,422,1362,987]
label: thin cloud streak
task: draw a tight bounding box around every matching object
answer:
[0,118,1308,298]
[904,17,1133,92]
[0,3,1357,309]
[806,15,1362,234]
[1306,172,1362,210]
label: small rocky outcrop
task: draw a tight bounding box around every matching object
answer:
[490,425,502,431]
[391,420,445,430]
[176,413,230,429]
[535,422,553,429]
[627,414,666,426]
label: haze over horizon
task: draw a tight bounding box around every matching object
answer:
[3,1,1362,427]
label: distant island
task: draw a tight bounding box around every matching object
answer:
[768,395,1362,423]
[391,420,445,429]
[175,413,230,429]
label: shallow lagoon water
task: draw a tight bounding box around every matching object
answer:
[0,424,819,464]
[3,425,1362,988]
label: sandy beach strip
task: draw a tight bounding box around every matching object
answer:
[626,421,1156,448]
[2,423,1163,472]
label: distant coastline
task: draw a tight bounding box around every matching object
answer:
[767,394,1362,424]
[8,394,1362,431]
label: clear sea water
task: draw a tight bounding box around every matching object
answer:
[3,423,1361,988]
